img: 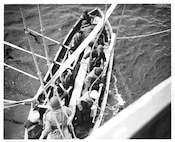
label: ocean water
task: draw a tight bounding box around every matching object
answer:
[4,4,171,139]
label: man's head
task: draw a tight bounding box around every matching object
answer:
[77,100,88,111]
[97,44,104,53]
[29,110,40,123]
[82,10,89,18]
[50,96,61,110]
[94,67,103,76]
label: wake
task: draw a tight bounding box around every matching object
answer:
[106,73,126,116]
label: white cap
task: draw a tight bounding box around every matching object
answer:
[90,90,99,100]
[29,110,40,123]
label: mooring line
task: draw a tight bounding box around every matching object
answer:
[116,29,171,40]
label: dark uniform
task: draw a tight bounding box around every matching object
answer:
[80,10,92,26]
[70,31,84,53]
[84,48,106,71]
[55,69,73,106]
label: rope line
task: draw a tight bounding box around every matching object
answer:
[116,4,126,37]
[20,5,48,99]
[28,28,70,49]
[37,5,51,67]
[4,41,62,66]
[4,63,39,80]
[116,29,171,40]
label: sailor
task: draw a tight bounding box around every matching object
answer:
[80,24,95,38]
[84,67,103,91]
[39,96,72,139]
[55,69,73,106]
[69,30,84,54]
[24,110,43,139]
[84,45,106,71]
[80,10,92,26]
[74,90,99,125]
[99,26,108,44]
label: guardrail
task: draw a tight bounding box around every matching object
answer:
[87,77,171,139]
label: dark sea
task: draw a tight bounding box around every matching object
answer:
[4,4,171,139]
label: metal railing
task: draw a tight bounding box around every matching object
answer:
[87,77,171,139]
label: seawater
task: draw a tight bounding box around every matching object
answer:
[4,4,171,139]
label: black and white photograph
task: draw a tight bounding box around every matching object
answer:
[3,3,171,140]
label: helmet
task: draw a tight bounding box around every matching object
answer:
[29,110,40,123]
[94,67,103,76]
[90,90,99,100]
[50,96,61,110]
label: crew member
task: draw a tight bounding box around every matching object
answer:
[55,69,73,106]
[80,10,92,26]
[24,110,43,139]
[39,96,72,139]
[74,90,99,125]
[69,30,84,53]
[84,44,106,71]
[84,67,103,91]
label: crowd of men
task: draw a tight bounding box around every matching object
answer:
[24,10,110,139]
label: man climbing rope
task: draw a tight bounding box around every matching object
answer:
[39,96,73,139]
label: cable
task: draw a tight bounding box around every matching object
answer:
[116,29,171,40]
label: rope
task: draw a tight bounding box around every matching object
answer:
[4,63,39,80]
[27,28,70,49]
[20,5,48,98]
[4,103,25,109]
[4,98,34,109]
[4,41,62,66]
[116,29,171,40]
[37,5,70,139]
[116,4,125,38]
[38,5,76,137]
[37,5,51,67]
[19,6,28,30]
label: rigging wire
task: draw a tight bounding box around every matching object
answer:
[4,41,62,66]
[37,5,51,67]
[19,6,48,98]
[116,29,171,40]
[4,63,39,80]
